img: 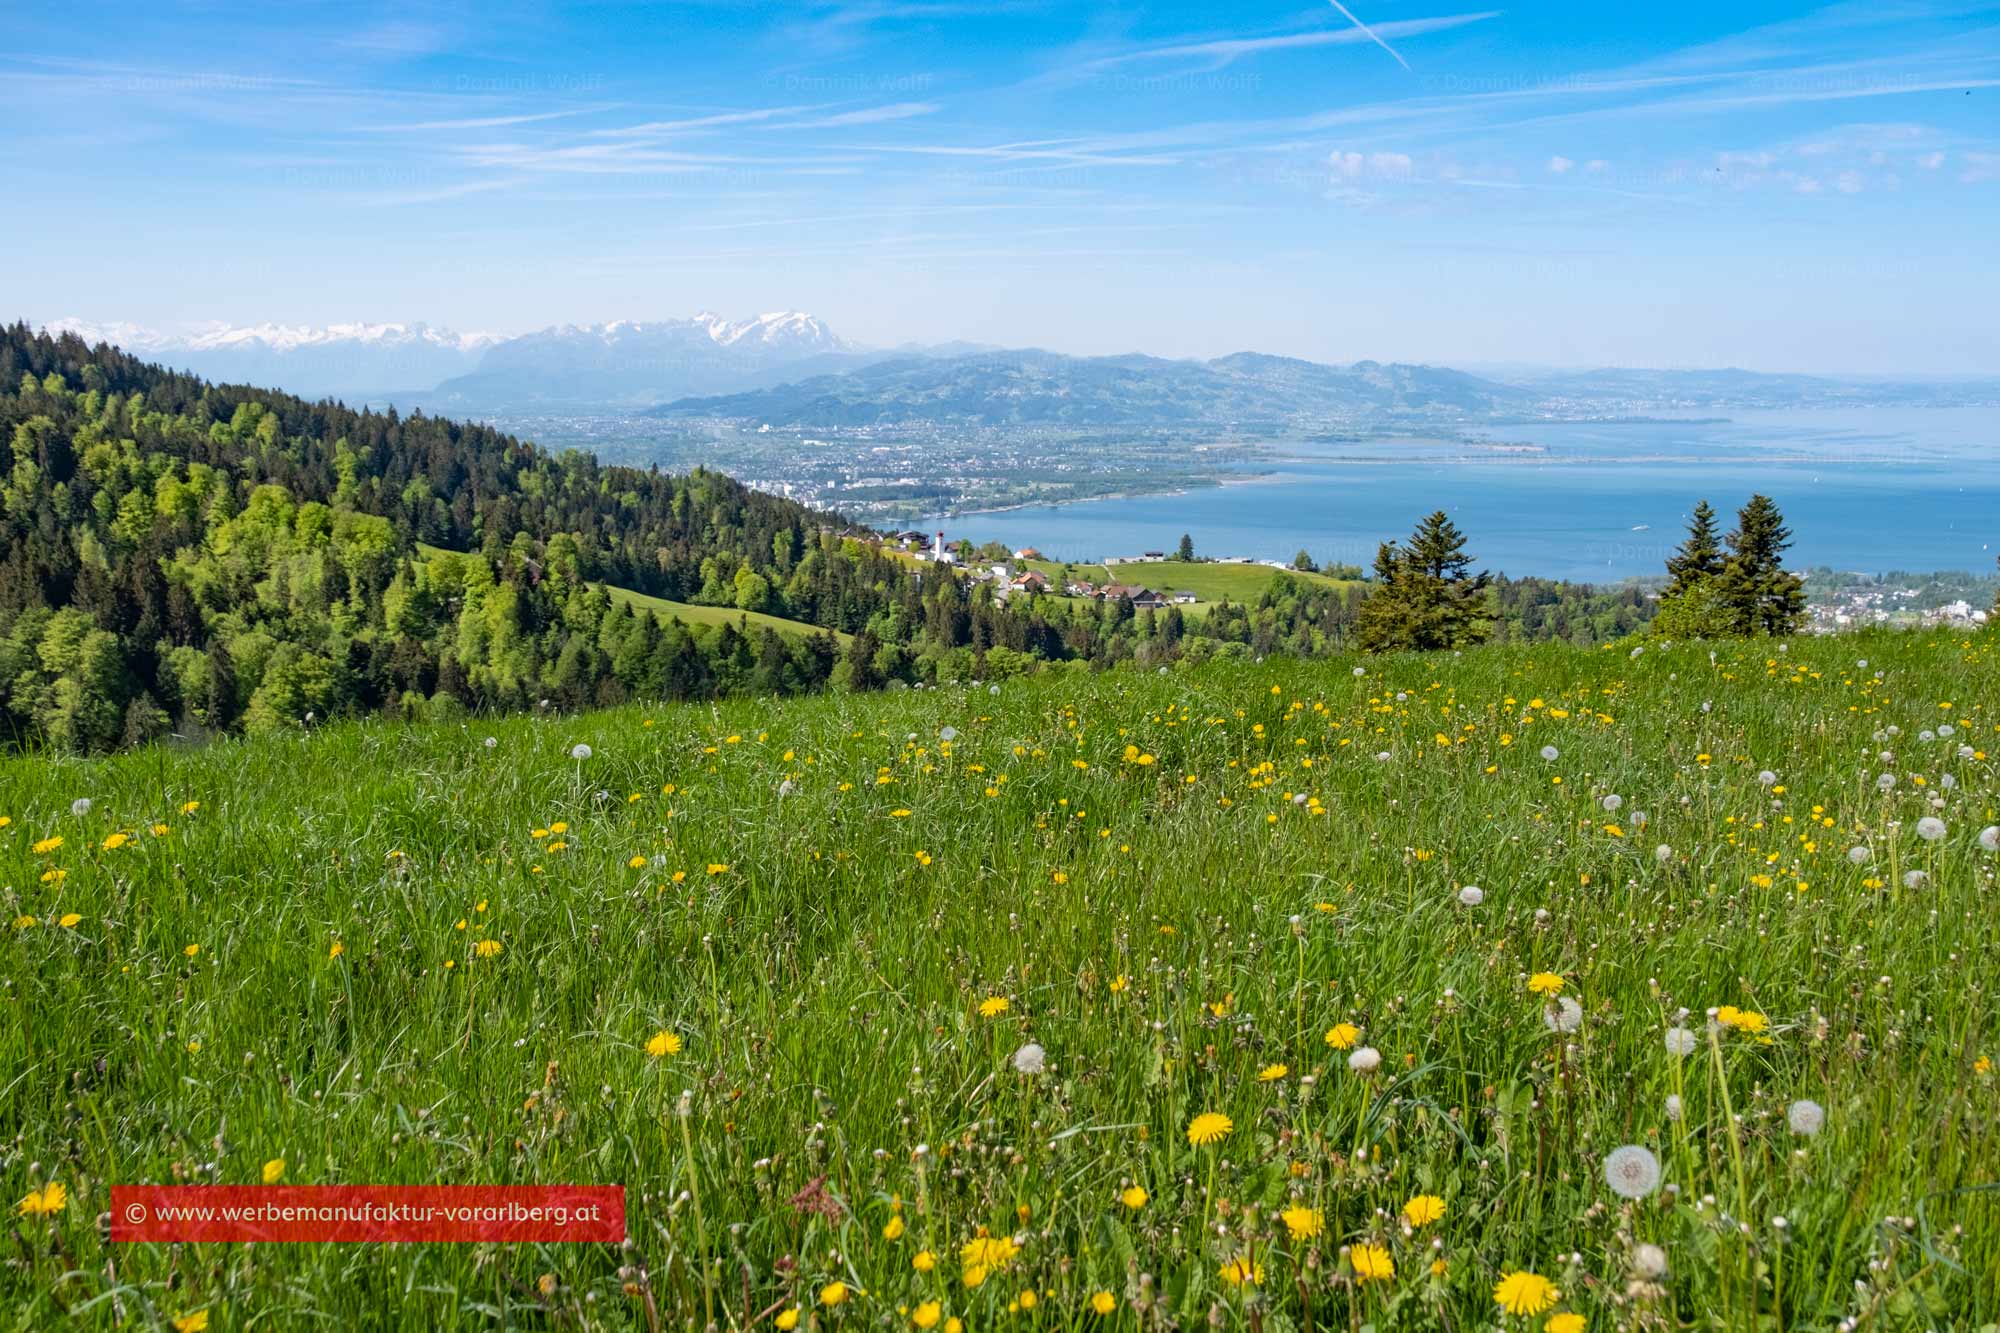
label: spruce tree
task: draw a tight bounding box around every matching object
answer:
[1176,533,1195,562]
[1355,513,1491,652]
[1664,501,1725,596]
[1715,494,1806,636]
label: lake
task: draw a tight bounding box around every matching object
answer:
[927,408,2000,582]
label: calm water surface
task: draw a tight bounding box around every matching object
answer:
[929,409,2000,581]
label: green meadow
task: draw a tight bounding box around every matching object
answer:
[3,628,1997,1330]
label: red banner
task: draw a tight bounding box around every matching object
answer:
[111,1185,625,1243]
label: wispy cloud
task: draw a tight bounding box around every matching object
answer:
[1324,0,1413,71]
[1065,11,1501,74]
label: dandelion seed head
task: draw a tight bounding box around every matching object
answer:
[1604,1144,1662,1198]
[1787,1099,1825,1136]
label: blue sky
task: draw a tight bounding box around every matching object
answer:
[5,1,1999,372]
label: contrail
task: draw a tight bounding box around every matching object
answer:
[1325,0,1412,69]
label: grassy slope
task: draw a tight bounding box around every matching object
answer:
[416,543,846,643]
[3,629,1998,1327]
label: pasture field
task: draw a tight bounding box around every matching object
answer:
[3,629,1998,1330]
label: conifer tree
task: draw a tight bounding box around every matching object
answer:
[1665,501,1725,595]
[1715,494,1806,636]
[1356,513,1491,652]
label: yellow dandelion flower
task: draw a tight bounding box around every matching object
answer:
[912,1300,942,1329]
[32,836,63,855]
[474,939,503,959]
[1546,1315,1586,1333]
[1403,1194,1445,1227]
[978,996,1010,1018]
[913,1250,936,1273]
[820,1281,850,1306]
[1186,1112,1232,1146]
[1494,1270,1558,1316]
[328,940,344,958]
[775,1309,800,1330]
[17,1181,66,1216]
[1324,1022,1361,1050]
[646,1030,682,1058]
[1258,1063,1289,1082]
[262,1158,285,1184]
[1280,1205,1323,1241]
[1091,1291,1117,1314]
[1528,972,1565,995]
[883,1214,905,1240]
[1120,1185,1148,1210]
[102,832,130,850]
[1351,1243,1394,1281]
[172,1312,209,1333]
[1218,1256,1264,1286]
[58,913,82,929]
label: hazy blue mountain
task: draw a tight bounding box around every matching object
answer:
[650,349,1531,427]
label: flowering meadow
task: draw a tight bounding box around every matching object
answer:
[3,628,1998,1331]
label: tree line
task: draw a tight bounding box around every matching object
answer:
[2,325,1666,751]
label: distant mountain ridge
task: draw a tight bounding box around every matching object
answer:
[650,348,1532,427]
[36,315,2000,417]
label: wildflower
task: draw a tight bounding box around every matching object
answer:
[1787,1099,1825,1136]
[474,939,503,959]
[570,744,593,760]
[961,1234,1019,1278]
[1348,1046,1383,1073]
[1547,1315,1586,1333]
[103,832,130,850]
[820,1281,850,1306]
[1632,1244,1668,1279]
[1715,1006,1767,1034]
[1350,1243,1394,1282]
[1218,1256,1264,1286]
[1108,974,1129,993]
[1120,1185,1148,1210]
[17,1181,65,1216]
[1528,972,1565,995]
[184,944,200,958]
[1544,998,1584,1033]
[1980,826,2000,852]
[1915,817,1946,842]
[912,1301,942,1329]
[11,916,34,930]
[1603,1145,1662,1198]
[646,1030,683,1059]
[1324,1022,1361,1050]
[263,1158,285,1183]
[913,1250,936,1272]
[1258,1063,1289,1082]
[1539,746,1559,762]
[71,798,93,816]
[1403,1194,1445,1227]
[172,1313,209,1333]
[1091,1291,1117,1315]
[1493,1270,1558,1316]
[1011,1042,1046,1075]
[776,1310,800,1331]
[328,940,344,958]
[1187,1112,1233,1146]
[1457,885,1484,906]
[32,836,62,855]
[58,913,82,929]
[1664,1094,1683,1121]
[180,801,200,814]
[978,996,1010,1018]
[883,1214,905,1240]
[1280,1205,1323,1240]
[1664,1027,1697,1056]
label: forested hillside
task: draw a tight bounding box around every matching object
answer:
[0,326,1655,751]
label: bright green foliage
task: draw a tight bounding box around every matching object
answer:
[2,629,1995,1326]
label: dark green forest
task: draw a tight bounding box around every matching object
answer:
[0,325,1654,750]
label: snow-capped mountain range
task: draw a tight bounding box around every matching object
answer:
[43,312,858,405]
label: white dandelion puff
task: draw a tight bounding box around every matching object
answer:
[1632,1243,1669,1279]
[483,736,497,749]
[1979,826,2000,852]
[1457,885,1484,907]
[1602,794,1624,813]
[1876,773,1896,792]
[1787,1099,1825,1136]
[1903,870,1928,890]
[571,743,593,761]
[1664,1027,1697,1057]
[1604,1145,1662,1198]
[1847,846,1871,865]
[1545,997,1584,1033]
[1664,1094,1683,1122]
[1758,770,1777,787]
[1916,817,1946,842]
[1011,1042,1046,1076]
[1654,844,1674,863]
[939,726,958,742]
[70,798,93,817]
[1347,1046,1382,1073]
[1540,745,1560,762]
